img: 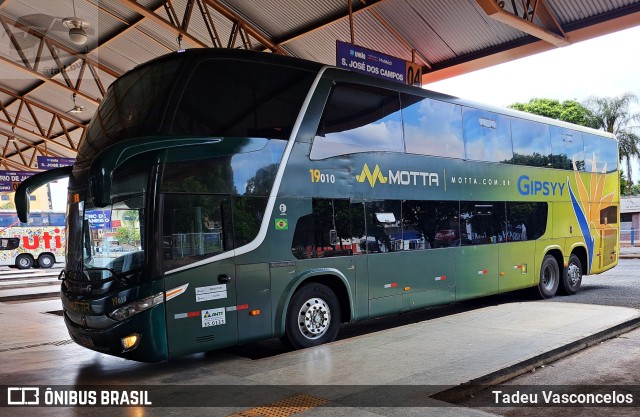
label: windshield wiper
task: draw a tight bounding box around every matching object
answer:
[83,266,129,286]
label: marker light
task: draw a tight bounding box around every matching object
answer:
[249,309,261,316]
[121,334,141,351]
[109,293,164,321]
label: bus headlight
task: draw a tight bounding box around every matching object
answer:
[109,293,164,321]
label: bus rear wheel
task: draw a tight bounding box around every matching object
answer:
[38,254,55,269]
[536,255,559,299]
[282,283,341,350]
[560,254,582,295]
[15,254,34,269]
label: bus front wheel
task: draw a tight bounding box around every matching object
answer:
[560,254,582,295]
[15,254,34,269]
[38,254,55,269]
[282,283,341,350]
[537,255,559,299]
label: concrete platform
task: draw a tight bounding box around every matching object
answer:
[0,298,638,416]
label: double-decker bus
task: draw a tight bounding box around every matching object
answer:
[0,211,65,269]
[16,49,619,362]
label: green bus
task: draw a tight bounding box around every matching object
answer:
[16,49,619,362]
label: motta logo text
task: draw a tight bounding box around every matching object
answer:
[356,163,439,188]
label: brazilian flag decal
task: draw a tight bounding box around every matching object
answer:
[275,218,288,230]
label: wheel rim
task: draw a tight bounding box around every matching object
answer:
[19,257,29,267]
[567,263,581,287]
[297,297,331,340]
[41,257,52,267]
[542,263,557,291]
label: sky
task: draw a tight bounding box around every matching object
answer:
[426,24,640,182]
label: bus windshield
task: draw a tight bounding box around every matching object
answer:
[81,196,145,281]
[68,157,149,283]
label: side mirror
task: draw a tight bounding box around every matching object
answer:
[15,166,72,223]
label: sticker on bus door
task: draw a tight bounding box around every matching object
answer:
[202,308,226,327]
[195,284,227,302]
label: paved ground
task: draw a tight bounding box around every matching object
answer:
[458,326,640,417]
[0,298,638,415]
[0,258,638,416]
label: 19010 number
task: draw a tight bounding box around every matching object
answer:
[309,169,335,184]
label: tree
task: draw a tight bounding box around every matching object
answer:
[584,92,640,194]
[621,170,640,196]
[508,98,598,128]
[115,225,140,247]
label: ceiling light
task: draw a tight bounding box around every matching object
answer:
[63,20,89,45]
[63,0,90,45]
[68,93,85,114]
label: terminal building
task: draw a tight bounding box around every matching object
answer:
[621,196,640,246]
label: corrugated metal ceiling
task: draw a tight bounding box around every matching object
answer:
[0,0,638,171]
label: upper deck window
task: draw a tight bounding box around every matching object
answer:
[78,54,316,176]
[172,59,316,140]
[584,133,618,173]
[311,83,404,159]
[551,127,584,170]
[403,96,464,159]
[82,59,181,164]
[511,118,552,167]
[463,108,513,163]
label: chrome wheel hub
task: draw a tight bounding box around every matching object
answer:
[297,297,331,340]
[567,263,581,286]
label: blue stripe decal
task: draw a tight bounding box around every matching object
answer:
[568,181,594,269]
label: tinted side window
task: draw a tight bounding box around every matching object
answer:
[0,213,18,227]
[162,194,232,271]
[460,202,506,245]
[364,200,403,252]
[27,213,46,226]
[291,199,354,259]
[463,108,513,163]
[403,96,464,159]
[584,134,618,173]
[506,202,548,241]
[511,118,552,167]
[402,200,460,249]
[311,84,403,159]
[600,206,618,225]
[49,213,66,226]
[172,60,315,139]
[551,127,584,170]
[233,196,268,247]
[161,140,286,196]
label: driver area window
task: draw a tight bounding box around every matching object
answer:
[162,194,232,271]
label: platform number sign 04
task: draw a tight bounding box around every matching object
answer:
[406,62,422,87]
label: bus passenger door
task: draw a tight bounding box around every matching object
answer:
[161,194,238,358]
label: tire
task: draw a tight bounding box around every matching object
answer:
[282,283,341,350]
[15,254,34,269]
[38,253,55,269]
[560,254,582,295]
[536,254,559,299]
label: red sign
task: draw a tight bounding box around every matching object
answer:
[111,220,122,228]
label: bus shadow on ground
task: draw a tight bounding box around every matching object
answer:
[223,288,536,360]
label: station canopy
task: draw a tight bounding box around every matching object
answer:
[0,0,639,171]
